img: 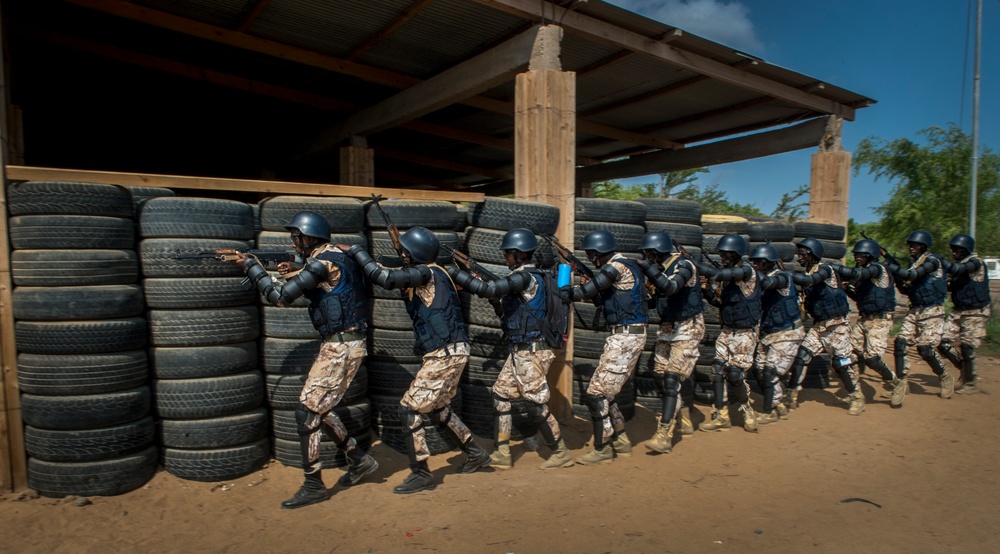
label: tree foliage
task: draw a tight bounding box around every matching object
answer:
[769,184,809,222]
[854,124,999,256]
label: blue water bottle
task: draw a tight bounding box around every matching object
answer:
[557,263,572,287]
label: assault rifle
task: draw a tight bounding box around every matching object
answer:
[533,229,595,280]
[442,244,499,281]
[370,193,404,257]
[861,230,900,265]
[172,249,300,266]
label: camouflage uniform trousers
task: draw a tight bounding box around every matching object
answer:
[298,337,367,467]
[400,342,473,463]
[714,326,759,404]
[943,305,991,349]
[850,314,894,360]
[754,325,805,406]
[896,305,945,376]
[801,316,857,389]
[586,332,646,444]
[492,346,560,443]
[653,315,704,418]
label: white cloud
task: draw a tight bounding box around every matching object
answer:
[604,0,764,53]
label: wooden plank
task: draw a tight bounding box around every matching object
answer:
[339,146,375,188]
[4,166,485,202]
[0,177,27,492]
[809,151,852,230]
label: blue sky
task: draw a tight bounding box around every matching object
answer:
[604,0,1000,223]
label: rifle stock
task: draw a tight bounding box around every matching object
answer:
[533,228,595,279]
[173,249,299,266]
[371,193,404,256]
[442,244,499,281]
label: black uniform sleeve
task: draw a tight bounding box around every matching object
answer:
[449,266,534,299]
[946,258,982,276]
[887,258,939,281]
[638,259,693,297]
[758,271,790,291]
[243,257,327,306]
[347,245,432,289]
[568,263,620,302]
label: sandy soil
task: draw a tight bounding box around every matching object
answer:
[2,354,998,554]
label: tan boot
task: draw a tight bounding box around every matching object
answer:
[786,389,800,410]
[847,390,865,416]
[775,403,790,420]
[738,403,758,432]
[645,420,677,454]
[940,373,955,399]
[611,432,632,457]
[677,407,696,435]
[539,439,574,470]
[756,408,780,426]
[890,378,907,408]
[955,379,980,395]
[489,443,512,470]
[698,406,731,432]
[575,444,614,465]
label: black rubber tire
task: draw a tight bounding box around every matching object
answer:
[748,221,795,242]
[368,328,422,363]
[15,317,148,355]
[572,301,606,331]
[570,370,635,421]
[464,227,556,267]
[261,306,318,339]
[259,196,364,233]
[459,292,503,328]
[572,328,609,359]
[364,199,459,230]
[12,285,144,321]
[11,249,139,286]
[138,238,253,278]
[467,197,559,234]
[20,386,151,430]
[462,356,507,387]
[272,433,373,470]
[143,277,256,309]
[25,416,155,462]
[17,350,148,395]
[259,337,323,374]
[467,324,509,360]
[28,445,158,498]
[366,360,421,396]
[574,222,645,253]
[703,305,720,325]
[370,393,460,455]
[636,198,702,225]
[7,181,133,217]
[138,197,254,240]
[643,222,702,246]
[265,367,368,409]
[126,186,175,218]
[151,342,258,379]
[148,306,260,347]
[370,298,415,330]
[575,198,647,225]
[270,402,372,441]
[256,230,366,250]
[162,438,270,482]
[160,408,269,449]
[793,221,846,241]
[153,372,264,420]
[9,215,134,250]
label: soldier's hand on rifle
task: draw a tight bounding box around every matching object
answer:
[333,243,353,252]
[276,261,294,275]
[579,274,591,286]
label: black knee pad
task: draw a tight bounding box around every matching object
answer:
[710,361,726,383]
[431,405,453,426]
[794,347,813,366]
[525,401,546,419]
[725,366,745,384]
[583,393,605,416]
[961,343,975,360]
[761,366,778,384]
[399,405,422,432]
[295,404,322,436]
[492,392,512,413]
[662,373,681,397]
[916,344,936,361]
[894,336,908,352]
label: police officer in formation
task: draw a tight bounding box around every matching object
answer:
[448,229,574,470]
[636,231,704,453]
[697,234,762,433]
[749,244,804,424]
[342,227,491,494]
[789,238,862,415]
[938,234,991,395]
[884,230,954,399]
[834,239,906,408]
[235,211,378,509]
[560,230,648,464]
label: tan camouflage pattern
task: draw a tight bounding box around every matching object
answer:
[756,325,805,376]
[654,313,705,379]
[851,316,893,359]
[606,254,638,291]
[896,305,945,346]
[493,349,559,442]
[715,326,759,370]
[585,332,645,442]
[800,316,852,358]
[401,342,473,460]
[944,306,991,348]
[297,337,368,465]
[280,243,345,307]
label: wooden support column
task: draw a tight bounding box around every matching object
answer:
[339,137,374,188]
[808,117,850,237]
[514,25,575,420]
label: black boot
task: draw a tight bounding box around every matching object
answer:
[281,471,329,509]
[393,461,435,494]
[938,340,963,368]
[457,438,492,474]
[337,443,379,487]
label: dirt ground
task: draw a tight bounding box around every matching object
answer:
[2,354,999,554]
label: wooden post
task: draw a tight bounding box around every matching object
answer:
[809,117,850,236]
[339,137,374,188]
[514,25,575,420]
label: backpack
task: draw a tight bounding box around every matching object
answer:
[528,268,569,349]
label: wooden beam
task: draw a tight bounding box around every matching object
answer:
[374,148,514,180]
[298,25,544,159]
[580,74,708,118]
[4,166,485,202]
[345,0,436,61]
[236,0,273,33]
[577,116,830,183]
[472,0,856,120]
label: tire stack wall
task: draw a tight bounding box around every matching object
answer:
[8,181,157,497]
[139,197,269,482]
[363,199,464,454]
[460,198,562,442]
[255,196,373,468]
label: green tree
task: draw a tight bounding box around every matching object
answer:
[854,124,999,256]
[770,184,809,221]
[591,180,655,200]
[675,182,765,217]
[657,168,709,197]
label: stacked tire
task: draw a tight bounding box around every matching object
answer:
[364,199,464,454]
[9,181,156,497]
[255,196,374,469]
[139,197,269,482]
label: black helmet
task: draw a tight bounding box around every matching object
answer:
[581,230,615,254]
[500,228,537,253]
[749,244,780,262]
[796,237,824,260]
[640,231,674,254]
[716,234,747,256]
[852,239,881,259]
[906,229,933,248]
[285,211,331,242]
[949,233,975,252]
[399,227,439,263]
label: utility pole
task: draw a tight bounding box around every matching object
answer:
[969,0,982,238]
